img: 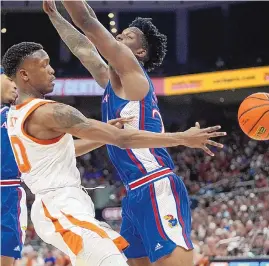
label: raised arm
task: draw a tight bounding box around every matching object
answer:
[61,0,149,98]
[61,0,140,73]
[38,103,225,155]
[43,0,108,88]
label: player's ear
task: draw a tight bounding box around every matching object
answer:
[135,48,147,60]
[18,69,29,82]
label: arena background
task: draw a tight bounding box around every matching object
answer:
[1,1,269,266]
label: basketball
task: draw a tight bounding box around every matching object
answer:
[238,92,269,140]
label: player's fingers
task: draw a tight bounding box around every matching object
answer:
[117,116,135,121]
[202,146,215,157]
[114,122,123,129]
[46,1,53,11]
[110,118,124,123]
[123,116,135,121]
[202,125,221,133]
[43,0,48,10]
[47,0,56,10]
[114,118,134,124]
[108,117,134,126]
[51,0,57,8]
[206,140,224,148]
[208,132,227,138]
[195,122,200,129]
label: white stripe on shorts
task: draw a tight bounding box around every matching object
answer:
[18,187,28,244]
[153,177,189,250]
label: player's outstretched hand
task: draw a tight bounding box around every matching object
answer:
[108,117,134,129]
[180,122,227,156]
[43,0,58,15]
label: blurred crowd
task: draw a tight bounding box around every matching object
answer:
[18,128,269,266]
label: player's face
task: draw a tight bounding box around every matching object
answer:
[116,27,147,61]
[20,49,55,95]
[1,74,17,104]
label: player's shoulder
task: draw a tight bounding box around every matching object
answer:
[1,105,9,114]
[28,101,75,124]
[1,106,9,129]
[27,100,58,119]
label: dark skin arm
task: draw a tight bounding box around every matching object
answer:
[74,139,103,157]
[43,0,109,88]
[74,117,133,157]
[26,103,226,156]
[61,0,149,100]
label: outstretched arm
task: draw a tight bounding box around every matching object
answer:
[74,139,103,157]
[43,0,108,88]
[38,103,226,155]
[74,117,134,157]
[61,0,149,100]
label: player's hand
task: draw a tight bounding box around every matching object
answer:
[108,117,134,129]
[180,122,227,156]
[43,0,58,15]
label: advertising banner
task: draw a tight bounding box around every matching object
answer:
[48,77,165,96]
[210,263,229,266]
[164,66,269,96]
[47,67,268,96]
[229,262,259,266]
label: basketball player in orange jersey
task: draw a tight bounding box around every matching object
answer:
[3,42,225,266]
[46,1,226,265]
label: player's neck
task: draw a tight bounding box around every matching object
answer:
[16,91,45,105]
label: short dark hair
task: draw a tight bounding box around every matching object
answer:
[2,42,43,77]
[129,17,167,72]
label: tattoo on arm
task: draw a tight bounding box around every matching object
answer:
[83,0,97,19]
[49,12,108,81]
[52,104,90,129]
[50,13,97,55]
[49,11,108,87]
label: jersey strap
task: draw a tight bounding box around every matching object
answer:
[15,99,65,145]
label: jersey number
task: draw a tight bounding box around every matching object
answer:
[10,136,31,173]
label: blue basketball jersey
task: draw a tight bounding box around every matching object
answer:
[1,105,19,180]
[1,105,26,259]
[101,68,175,186]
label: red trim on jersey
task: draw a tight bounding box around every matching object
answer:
[0,180,21,186]
[139,99,145,130]
[150,184,167,240]
[150,148,165,166]
[129,168,171,189]
[126,149,147,174]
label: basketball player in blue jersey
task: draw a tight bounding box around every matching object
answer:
[0,67,28,266]
[47,1,226,265]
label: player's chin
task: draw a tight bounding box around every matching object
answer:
[47,82,55,93]
[8,92,18,103]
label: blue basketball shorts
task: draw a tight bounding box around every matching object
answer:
[120,172,193,263]
[1,186,27,259]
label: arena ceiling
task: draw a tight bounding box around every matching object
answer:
[1,1,242,12]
